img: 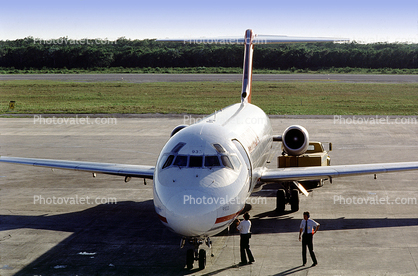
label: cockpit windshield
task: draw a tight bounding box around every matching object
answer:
[173,155,187,166]
[172,142,186,153]
[204,156,220,167]
[159,143,241,170]
[162,155,174,169]
[189,156,203,167]
[220,155,233,169]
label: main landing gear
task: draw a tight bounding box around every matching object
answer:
[182,237,212,270]
[276,181,300,213]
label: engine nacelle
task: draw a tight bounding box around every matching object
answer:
[282,125,309,156]
[170,125,188,137]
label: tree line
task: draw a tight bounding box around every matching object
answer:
[0,37,417,70]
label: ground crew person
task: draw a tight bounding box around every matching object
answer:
[236,212,255,265]
[299,211,319,266]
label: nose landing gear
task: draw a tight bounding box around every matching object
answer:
[183,237,212,270]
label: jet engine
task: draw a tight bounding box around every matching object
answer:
[170,125,188,137]
[282,125,309,156]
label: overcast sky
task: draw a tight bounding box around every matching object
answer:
[1,0,417,43]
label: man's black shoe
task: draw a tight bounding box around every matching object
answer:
[311,263,317,267]
[239,262,248,266]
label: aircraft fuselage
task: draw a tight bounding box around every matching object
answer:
[153,102,273,237]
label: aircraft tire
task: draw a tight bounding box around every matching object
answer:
[290,189,299,212]
[186,249,194,269]
[199,249,206,270]
[276,189,286,213]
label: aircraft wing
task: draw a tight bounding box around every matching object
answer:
[0,156,155,179]
[260,162,418,182]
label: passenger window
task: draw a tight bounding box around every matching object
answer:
[204,156,220,167]
[189,156,203,167]
[174,155,188,167]
[162,155,174,169]
[221,156,234,170]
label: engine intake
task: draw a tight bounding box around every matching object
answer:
[170,125,188,137]
[282,125,309,156]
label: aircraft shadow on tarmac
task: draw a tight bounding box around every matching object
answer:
[251,210,418,234]
[1,200,418,275]
[1,201,190,275]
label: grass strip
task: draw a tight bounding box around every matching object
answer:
[1,81,417,115]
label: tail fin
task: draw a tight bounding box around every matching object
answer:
[157,31,349,104]
[239,30,349,104]
[241,29,254,104]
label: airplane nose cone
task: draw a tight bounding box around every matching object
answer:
[165,191,217,237]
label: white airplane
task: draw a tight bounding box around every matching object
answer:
[1,29,418,270]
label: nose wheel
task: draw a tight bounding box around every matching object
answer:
[184,237,212,270]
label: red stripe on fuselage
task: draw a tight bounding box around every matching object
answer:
[157,214,167,223]
[215,211,241,224]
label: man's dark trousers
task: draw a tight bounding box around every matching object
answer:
[240,233,254,264]
[302,233,317,265]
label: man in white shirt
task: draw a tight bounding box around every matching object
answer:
[299,211,319,266]
[236,212,255,265]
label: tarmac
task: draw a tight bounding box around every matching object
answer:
[1,115,418,275]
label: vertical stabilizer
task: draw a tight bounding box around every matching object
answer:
[241,29,254,104]
[156,30,348,104]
